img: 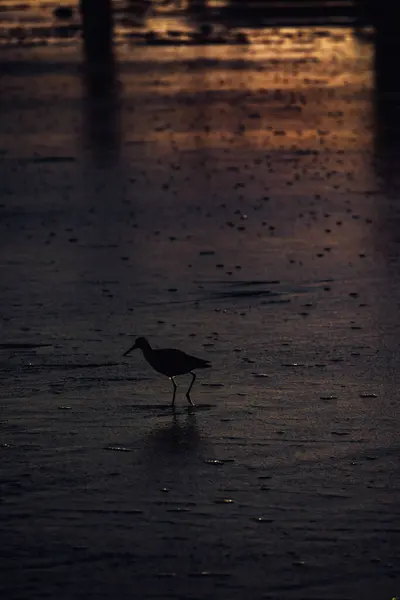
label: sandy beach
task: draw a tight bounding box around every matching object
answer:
[1,3,399,599]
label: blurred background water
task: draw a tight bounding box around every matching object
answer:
[0,0,371,48]
[1,3,399,600]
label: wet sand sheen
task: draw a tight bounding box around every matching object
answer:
[0,16,399,600]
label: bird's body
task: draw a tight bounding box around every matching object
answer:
[141,346,209,378]
[123,337,211,406]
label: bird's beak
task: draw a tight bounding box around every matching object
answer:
[123,343,137,357]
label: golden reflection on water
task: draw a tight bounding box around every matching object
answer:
[114,25,378,266]
[119,26,374,157]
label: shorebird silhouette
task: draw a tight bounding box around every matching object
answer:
[123,337,211,406]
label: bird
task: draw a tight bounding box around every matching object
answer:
[123,337,211,407]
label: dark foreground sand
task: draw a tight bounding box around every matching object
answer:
[0,26,399,600]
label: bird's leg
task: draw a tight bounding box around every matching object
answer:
[186,372,196,406]
[170,377,177,407]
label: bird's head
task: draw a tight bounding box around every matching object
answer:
[123,336,149,356]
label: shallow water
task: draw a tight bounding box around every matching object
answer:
[0,0,360,47]
[1,12,399,600]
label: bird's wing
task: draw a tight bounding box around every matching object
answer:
[156,348,208,374]
[150,348,188,375]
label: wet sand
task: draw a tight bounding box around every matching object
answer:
[1,22,399,600]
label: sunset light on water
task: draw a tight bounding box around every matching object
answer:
[1,2,399,600]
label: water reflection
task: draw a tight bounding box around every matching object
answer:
[80,36,121,165]
[125,0,153,25]
[373,22,400,187]
[80,0,113,59]
[135,410,206,501]
[79,0,121,164]
[145,410,201,456]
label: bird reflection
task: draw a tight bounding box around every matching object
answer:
[137,410,207,499]
[145,410,201,456]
